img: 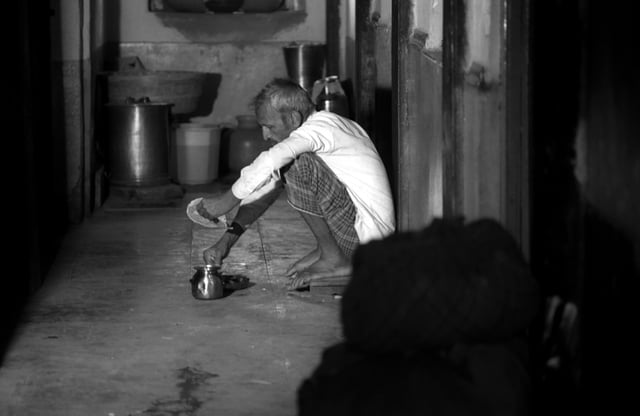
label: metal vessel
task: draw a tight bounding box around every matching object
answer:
[191,265,224,300]
[313,75,350,118]
[283,42,326,92]
[105,97,172,187]
[227,115,272,173]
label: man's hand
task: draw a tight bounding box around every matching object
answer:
[196,198,223,222]
[203,233,240,266]
[200,187,282,266]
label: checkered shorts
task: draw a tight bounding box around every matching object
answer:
[283,153,359,258]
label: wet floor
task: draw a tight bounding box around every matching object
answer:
[0,180,342,416]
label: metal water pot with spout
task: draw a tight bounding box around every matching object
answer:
[191,264,224,300]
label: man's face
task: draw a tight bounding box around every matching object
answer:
[256,103,298,143]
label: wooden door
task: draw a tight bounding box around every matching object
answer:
[392,0,529,252]
[392,0,445,231]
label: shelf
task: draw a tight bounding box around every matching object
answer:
[149,0,302,14]
[146,1,309,43]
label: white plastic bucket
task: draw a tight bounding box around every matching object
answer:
[175,123,221,185]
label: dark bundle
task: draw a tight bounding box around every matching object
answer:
[297,343,496,416]
[297,341,533,416]
[341,218,540,353]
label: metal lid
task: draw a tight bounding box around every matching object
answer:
[105,96,174,107]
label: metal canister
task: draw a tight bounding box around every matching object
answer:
[191,265,224,300]
[283,42,326,92]
[105,97,173,187]
[313,75,349,118]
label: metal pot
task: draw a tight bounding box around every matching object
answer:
[313,75,350,118]
[283,42,326,92]
[105,97,173,187]
[204,0,243,13]
[242,0,285,13]
[227,115,273,173]
[191,265,224,300]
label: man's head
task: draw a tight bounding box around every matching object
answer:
[252,79,315,142]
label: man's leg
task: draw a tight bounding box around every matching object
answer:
[283,153,359,288]
[296,210,351,274]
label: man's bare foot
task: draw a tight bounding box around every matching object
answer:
[287,259,352,291]
[285,248,321,276]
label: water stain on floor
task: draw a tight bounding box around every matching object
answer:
[141,367,218,416]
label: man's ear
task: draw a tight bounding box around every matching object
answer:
[290,111,303,128]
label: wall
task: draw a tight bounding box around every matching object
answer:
[4,0,71,358]
[50,0,95,223]
[104,0,326,125]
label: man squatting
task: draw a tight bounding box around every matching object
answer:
[196,79,395,290]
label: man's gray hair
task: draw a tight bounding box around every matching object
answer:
[252,78,315,119]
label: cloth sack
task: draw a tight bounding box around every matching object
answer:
[341,218,540,353]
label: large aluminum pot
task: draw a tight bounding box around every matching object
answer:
[283,42,326,92]
[105,98,173,187]
[106,70,205,115]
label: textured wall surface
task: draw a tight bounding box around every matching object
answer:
[50,0,94,222]
[117,42,293,125]
[111,0,324,43]
[104,0,326,125]
[51,60,89,224]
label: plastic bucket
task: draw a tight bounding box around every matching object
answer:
[175,123,221,185]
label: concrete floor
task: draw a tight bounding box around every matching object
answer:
[0,181,342,416]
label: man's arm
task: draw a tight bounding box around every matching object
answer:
[197,190,241,221]
[232,180,284,229]
[202,182,284,266]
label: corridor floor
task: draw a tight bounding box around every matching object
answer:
[0,181,343,416]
